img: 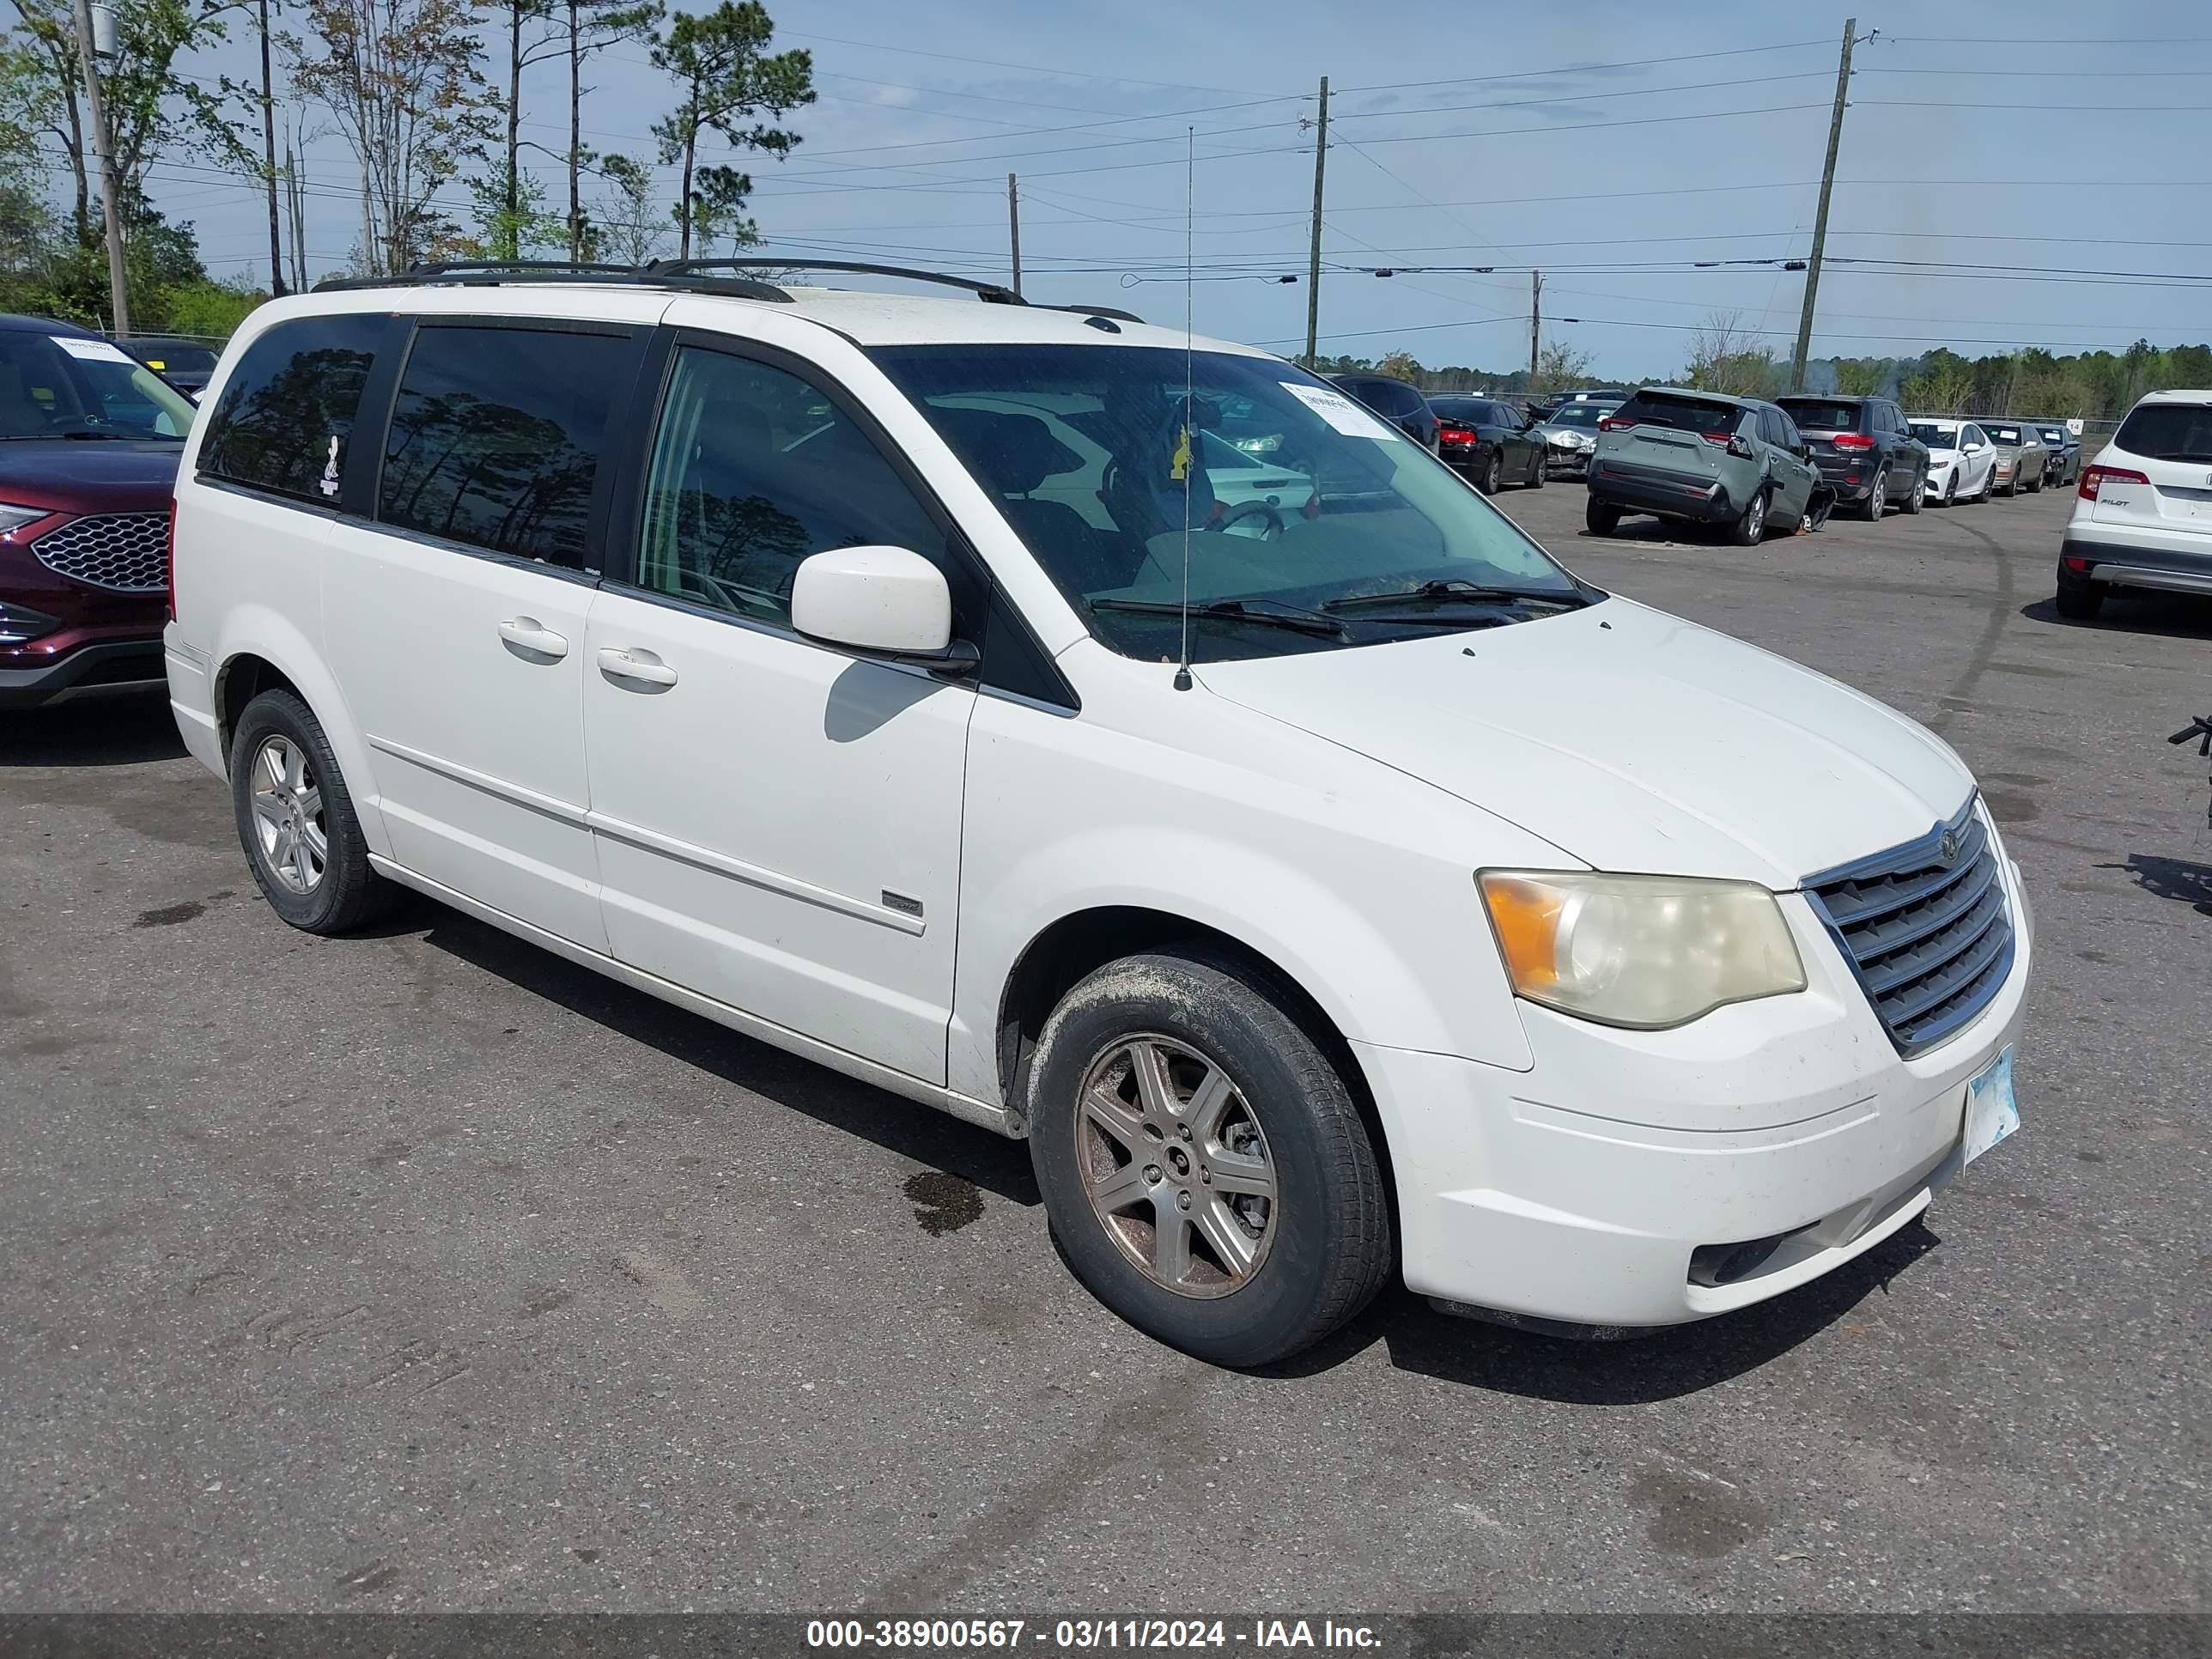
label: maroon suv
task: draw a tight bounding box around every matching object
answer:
[0,313,198,709]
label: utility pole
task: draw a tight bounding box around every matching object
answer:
[70,0,130,336]
[258,0,283,295]
[1790,15,1858,392]
[1303,75,1328,368]
[1007,173,1022,298]
[1528,270,1541,386]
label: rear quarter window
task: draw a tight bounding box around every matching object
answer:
[198,313,388,501]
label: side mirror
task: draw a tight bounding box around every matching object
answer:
[1965,441,1984,453]
[792,546,975,670]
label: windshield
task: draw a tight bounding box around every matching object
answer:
[0,331,195,440]
[137,343,219,375]
[872,344,1589,661]
[1910,422,1959,449]
[1984,424,2024,444]
[1548,404,1610,428]
[2037,427,2066,443]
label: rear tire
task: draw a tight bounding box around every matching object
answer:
[1901,468,1923,514]
[1728,487,1769,546]
[228,689,398,935]
[1479,451,1503,495]
[2054,573,2106,620]
[1585,498,1622,537]
[1025,948,1393,1368]
[1858,473,1887,520]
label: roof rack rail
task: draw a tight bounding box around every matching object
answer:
[643,257,1025,307]
[313,259,789,301]
[1043,302,1144,325]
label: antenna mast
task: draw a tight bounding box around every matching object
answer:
[1174,127,1196,692]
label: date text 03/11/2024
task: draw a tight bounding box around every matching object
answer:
[805,1620,1382,1650]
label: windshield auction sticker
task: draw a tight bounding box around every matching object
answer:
[1279,382,1401,441]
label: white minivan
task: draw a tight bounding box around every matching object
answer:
[163,267,2032,1365]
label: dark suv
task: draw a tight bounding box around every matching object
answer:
[1328,372,1440,450]
[0,314,197,709]
[1774,395,1928,520]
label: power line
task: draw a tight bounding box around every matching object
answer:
[1334,39,1833,94]
[773,29,1275,98]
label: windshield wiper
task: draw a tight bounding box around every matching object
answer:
[1322,578,1587,614]
[1090,597,1347,638]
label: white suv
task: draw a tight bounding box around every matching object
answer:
[2058,390,2212,617]
[163,266,2033,1365]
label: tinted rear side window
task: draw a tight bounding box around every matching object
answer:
[378,325,632,568]
[2114,402,2212,465]
[198,313,386,500]
[1615,391,1741,433]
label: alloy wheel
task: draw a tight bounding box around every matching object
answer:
[248,735,327,895]
[1074,1034,1278,1297]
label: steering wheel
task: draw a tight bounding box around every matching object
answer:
[1220,503,1284,542]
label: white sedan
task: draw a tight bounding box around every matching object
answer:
[1911,417,1998,506]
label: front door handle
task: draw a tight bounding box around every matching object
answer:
[497,617,568,659]
[598,647,678,688]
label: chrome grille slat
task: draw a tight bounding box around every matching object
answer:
[30,513,168,592]
[1806,798,2014,1057]
[1816,814,1990,927]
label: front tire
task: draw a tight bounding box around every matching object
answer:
[1940,473,1956,507]
[1025,949,1392,1368]
[1524,447,1544,489]
[1586,497,1622,537]
[228,689,397,935]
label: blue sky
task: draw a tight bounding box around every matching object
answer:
[153,0,2212,378]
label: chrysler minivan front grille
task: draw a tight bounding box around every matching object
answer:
[1806,799,2014,1056]
[31,513,170,592]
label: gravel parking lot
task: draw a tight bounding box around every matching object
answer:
[3,481,2206,1615]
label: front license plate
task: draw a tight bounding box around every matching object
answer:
[1963,1046,2020,1165]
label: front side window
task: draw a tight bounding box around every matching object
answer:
[633,346,942,626]
[0,330,194,443]
[378,325,631,568]
[873,344,1591,664]
[199,314,381,497]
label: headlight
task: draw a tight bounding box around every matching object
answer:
[1479,871,1807,1029]
[0,502,55,536]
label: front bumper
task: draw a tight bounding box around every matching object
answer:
[1588,459,1737,523]
[0,634,167,708]
[1545,446,1592,476]
[1360,850,2034,1329]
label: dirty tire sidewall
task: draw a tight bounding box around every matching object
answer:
[229,689,396,936]
[1026,949,1392,1369]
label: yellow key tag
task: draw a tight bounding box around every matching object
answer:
[1170,423,1191,482]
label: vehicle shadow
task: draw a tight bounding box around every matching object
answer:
[2020,593,2212,638]
[2111,851,2212,916]
[403,896,1042,1206]
[0,690,186,768]
[1260,1218,1942,1403]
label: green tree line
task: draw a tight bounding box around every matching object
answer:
[0,0,812,333]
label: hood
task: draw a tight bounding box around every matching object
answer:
[1195,598,1974,889]
[0,440,183,513]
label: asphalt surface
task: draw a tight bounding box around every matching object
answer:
[3,477,2207,1616]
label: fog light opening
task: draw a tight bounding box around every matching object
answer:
[1688,1233,1790,1288]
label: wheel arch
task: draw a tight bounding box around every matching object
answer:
[206,612,386,857]
[993,903,1400,1235]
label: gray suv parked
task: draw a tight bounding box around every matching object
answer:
[1586,386,1822,544]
